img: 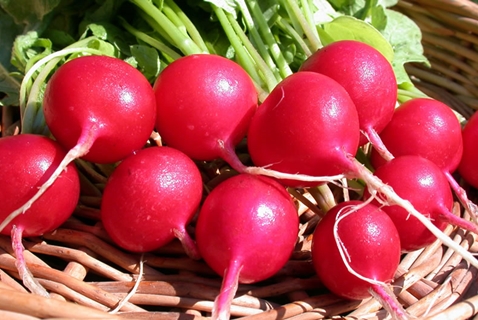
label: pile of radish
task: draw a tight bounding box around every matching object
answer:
[2,37,478,320]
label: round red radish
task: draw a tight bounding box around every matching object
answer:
[0,133,80,296]
[44,55,156,164]
[364,155,457,252]
[195,173,299,319]
[101,146,203,257]
[370,98,463,173]
[247,71,360,187]
[153,54,258,170]
[458,111,478,189]
[0,134,80,236]
[311,200,401,301]
[300,40,397,147]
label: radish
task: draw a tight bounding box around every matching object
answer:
[245,72,478,270]
[311,200,406,319]
[4,55,157,233]
[247,71,360,188]
[153,53,258,171]
[370,97,478,224]
[458,111,478,189]
[300,40,397,156]
[0,134,80,296]
[364,155,478,252]
[195,173,299,320]
[101,146,203,259]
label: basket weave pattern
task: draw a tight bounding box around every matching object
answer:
[1,1,478,319]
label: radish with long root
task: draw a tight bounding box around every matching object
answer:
[100,146,203,258]
[300,40,397,157]
[311,200,407,319]
[0,134,80,296]
[370,97,478,224]
[195,173,299,320]
[247,71,360,187]
[244,71,478,270]
[365,155,478,252]
[2,55,157,233]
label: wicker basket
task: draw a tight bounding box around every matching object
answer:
[1,0,478,319]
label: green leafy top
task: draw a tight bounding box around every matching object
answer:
[0,0,429,134]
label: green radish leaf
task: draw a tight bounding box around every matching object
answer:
[381,9,429,86]
[129,44,161,82]
[11,32,53,72]
[0,64,21,107]
[318,15,394,62]
[0,0,61,31]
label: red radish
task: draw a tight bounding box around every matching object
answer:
[364,155,478,252]
[195,173,299,320]
[300,40,397,155]
[245,72,478,270]
[247,71,360,187]
[153,54,258,171]
[369,97,478,224]
[370,98,462,173]
[458,111,478,189]
[0,134,80,296]
[5,55,156,234]
[101,146,203,258]
[311,200,405,318]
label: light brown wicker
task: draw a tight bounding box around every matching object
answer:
[1,1,478,319]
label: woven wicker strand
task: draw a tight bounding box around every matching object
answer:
[396,0,478,114]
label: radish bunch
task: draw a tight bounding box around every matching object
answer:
[3,36,477,320]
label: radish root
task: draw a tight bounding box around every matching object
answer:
[445,171,478,225]
[212,260,243,320]
[109,254,144,313]
[334,201,411,320]
[333,200,387,287]
[173,228,201,260]
[370,283,412,320]
[12,226,49,297]
[362,129,394,162]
